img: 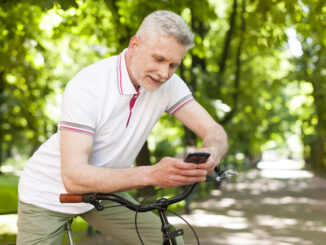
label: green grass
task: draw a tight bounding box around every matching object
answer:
[0,174,92,244]
[0,175,19,244]
[0,233,17,244]
[0,175,19,214]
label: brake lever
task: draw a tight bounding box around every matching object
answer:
[214,166,239,182]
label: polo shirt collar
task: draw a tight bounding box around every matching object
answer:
[117,49,139,95]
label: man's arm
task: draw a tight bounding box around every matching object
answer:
[60,130,150,193]
[60,130,207,194]
[174,100,228,174]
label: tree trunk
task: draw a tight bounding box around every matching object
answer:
[316,135,325,174]
[135,140,155,198]
[216,0,238,94]
[0,71,5,173]
[0,139,3,175]
[221,0,246,125]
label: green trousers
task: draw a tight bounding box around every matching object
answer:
[17,192,184,245]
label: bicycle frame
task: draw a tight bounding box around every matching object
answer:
[64,218,75,245]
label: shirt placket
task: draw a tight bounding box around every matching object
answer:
[126,92,140,127]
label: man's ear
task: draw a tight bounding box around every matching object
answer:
[128,36,140,50]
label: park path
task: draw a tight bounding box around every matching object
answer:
[77,164,326,245]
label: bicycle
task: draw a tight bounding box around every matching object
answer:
[59,165,238,245]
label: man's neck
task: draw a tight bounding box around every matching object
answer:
[124,51,140,92]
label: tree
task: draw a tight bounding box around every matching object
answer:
[0,3,54,169]
[289,0,326,174]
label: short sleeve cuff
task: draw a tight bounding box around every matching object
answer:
[59,121,95,136]
[166,95,194,115]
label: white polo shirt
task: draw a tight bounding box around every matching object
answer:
[18,49,194,214]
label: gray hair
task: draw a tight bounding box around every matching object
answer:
[136,10,194,50]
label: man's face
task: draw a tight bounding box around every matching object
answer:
[127,33,187,92]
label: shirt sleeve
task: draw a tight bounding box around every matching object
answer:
[165,75,194,115]
[59,69,98,136]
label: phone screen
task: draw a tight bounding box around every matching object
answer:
[184,152,210,164]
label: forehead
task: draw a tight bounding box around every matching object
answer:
[141,34,187,62]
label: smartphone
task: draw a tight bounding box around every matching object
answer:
[184,152,210,164]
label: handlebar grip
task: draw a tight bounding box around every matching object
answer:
[59,194,83,203]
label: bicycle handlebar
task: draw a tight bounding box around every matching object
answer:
[59,166,238,245]
[59,166,238,212]
[60,183,198,212]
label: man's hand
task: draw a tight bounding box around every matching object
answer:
[194,153,216,176]
[174,101,228,173]
[149,157,207,188]
[194,148,220,175]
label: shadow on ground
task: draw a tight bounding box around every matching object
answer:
[173,168,326,245]
[77,165,326,245]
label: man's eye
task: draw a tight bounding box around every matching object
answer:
[155,57,163,62]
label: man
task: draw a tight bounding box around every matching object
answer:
[17,10,228,244]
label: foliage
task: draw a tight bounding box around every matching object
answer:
[0,0,325,175]
[0,3,52,163]
[289,0,326,172]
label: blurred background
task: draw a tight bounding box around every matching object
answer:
[0,0,325,244]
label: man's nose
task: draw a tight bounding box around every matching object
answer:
[157,64,169,79]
